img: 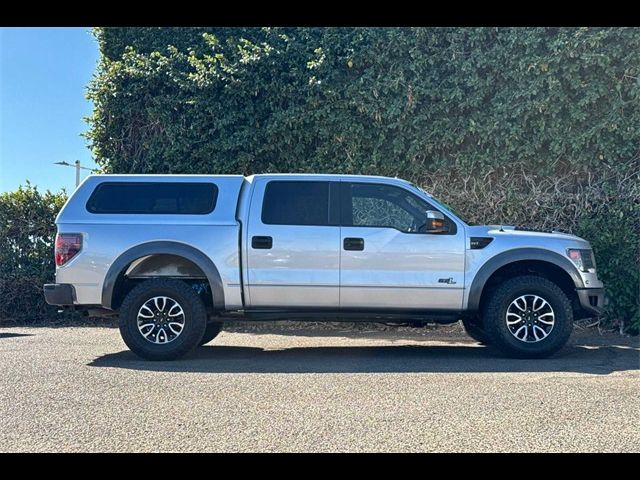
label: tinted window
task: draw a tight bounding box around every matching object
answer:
[342,182,456,234]
[262,181,331,226]
[352,195,414,230]
[87,182,218,214]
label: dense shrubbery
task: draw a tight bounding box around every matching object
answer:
[2,27,638,332]
[0,185,71,323]
[86,27,639,177]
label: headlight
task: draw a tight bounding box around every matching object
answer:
[567,249,595,272]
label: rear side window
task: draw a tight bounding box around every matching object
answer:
[86,182,218,214]
[262,181,333,226]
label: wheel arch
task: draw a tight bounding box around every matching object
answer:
[467,248,584,313]
[101,241,225,310]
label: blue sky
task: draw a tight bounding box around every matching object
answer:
[0,27,99,193]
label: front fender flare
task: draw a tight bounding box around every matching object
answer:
[101,241,225,310]
[467,248,584,312]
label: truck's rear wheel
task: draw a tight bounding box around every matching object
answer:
[199,322,223,346]
[119,278,207,360]
[482,275,573,358]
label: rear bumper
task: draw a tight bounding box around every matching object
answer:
[43,284,76,306]
[576,288,606,316]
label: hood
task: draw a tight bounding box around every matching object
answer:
[466,224,586,243]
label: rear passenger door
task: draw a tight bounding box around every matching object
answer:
[245,178,341,308]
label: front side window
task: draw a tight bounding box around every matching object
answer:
[341,182,455,234]
[352,195,414,230]
[261,181,332,226]
[86,182,218,214]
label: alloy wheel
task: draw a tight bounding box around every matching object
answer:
[136,296,185,344]
[505,294,555,343]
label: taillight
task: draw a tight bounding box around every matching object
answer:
[55,233,82,267]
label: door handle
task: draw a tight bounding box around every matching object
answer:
[252,236,273,249]
[343,237,365,251]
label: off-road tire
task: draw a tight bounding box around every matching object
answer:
[461,318,491,345]
[483,275,573,358]
[119,278,207,361]
[199,322,223,346]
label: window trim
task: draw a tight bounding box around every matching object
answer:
[340,182,458,235]
[86,182,219,215]
[260,180,338,227]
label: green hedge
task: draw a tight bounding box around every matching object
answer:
[86,27,639,177]
[0,185,72,324]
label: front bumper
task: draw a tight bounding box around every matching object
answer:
[43,284,76,306]
[576,288,606,316]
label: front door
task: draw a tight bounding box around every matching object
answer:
[339,181,465,311]
[246,178,341,308]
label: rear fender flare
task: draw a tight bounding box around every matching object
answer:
[101,241,224,310]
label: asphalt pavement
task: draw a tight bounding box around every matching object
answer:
[0,324,638,452]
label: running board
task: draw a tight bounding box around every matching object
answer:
[217,309,461,324]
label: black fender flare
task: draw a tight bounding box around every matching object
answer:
[101,241,225,310]
[467,248,584,312]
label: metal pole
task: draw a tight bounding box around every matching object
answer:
[75,160,80,187]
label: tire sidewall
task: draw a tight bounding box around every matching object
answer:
[461,318,491,345]
[485,277,573,358]
[199,322,223,346]
[119,279,207,360]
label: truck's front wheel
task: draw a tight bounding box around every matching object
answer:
[119,278,207,360]
[461,318,491,345]
[199,322,223,346]
[482,276,573,358]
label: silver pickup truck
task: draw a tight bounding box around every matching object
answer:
[44,174,604,360]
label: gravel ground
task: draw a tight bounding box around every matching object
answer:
[0,324,638,452]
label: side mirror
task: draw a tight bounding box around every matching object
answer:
[422,210,448,234]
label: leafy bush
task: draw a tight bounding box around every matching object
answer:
[86,27,639,177]
[0,185,71,324]
[575,194,640,334]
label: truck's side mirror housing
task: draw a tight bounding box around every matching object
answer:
[423,210,449,234]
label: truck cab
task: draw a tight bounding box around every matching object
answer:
[44,174,605,360]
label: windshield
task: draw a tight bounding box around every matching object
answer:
[411,183,471,225]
